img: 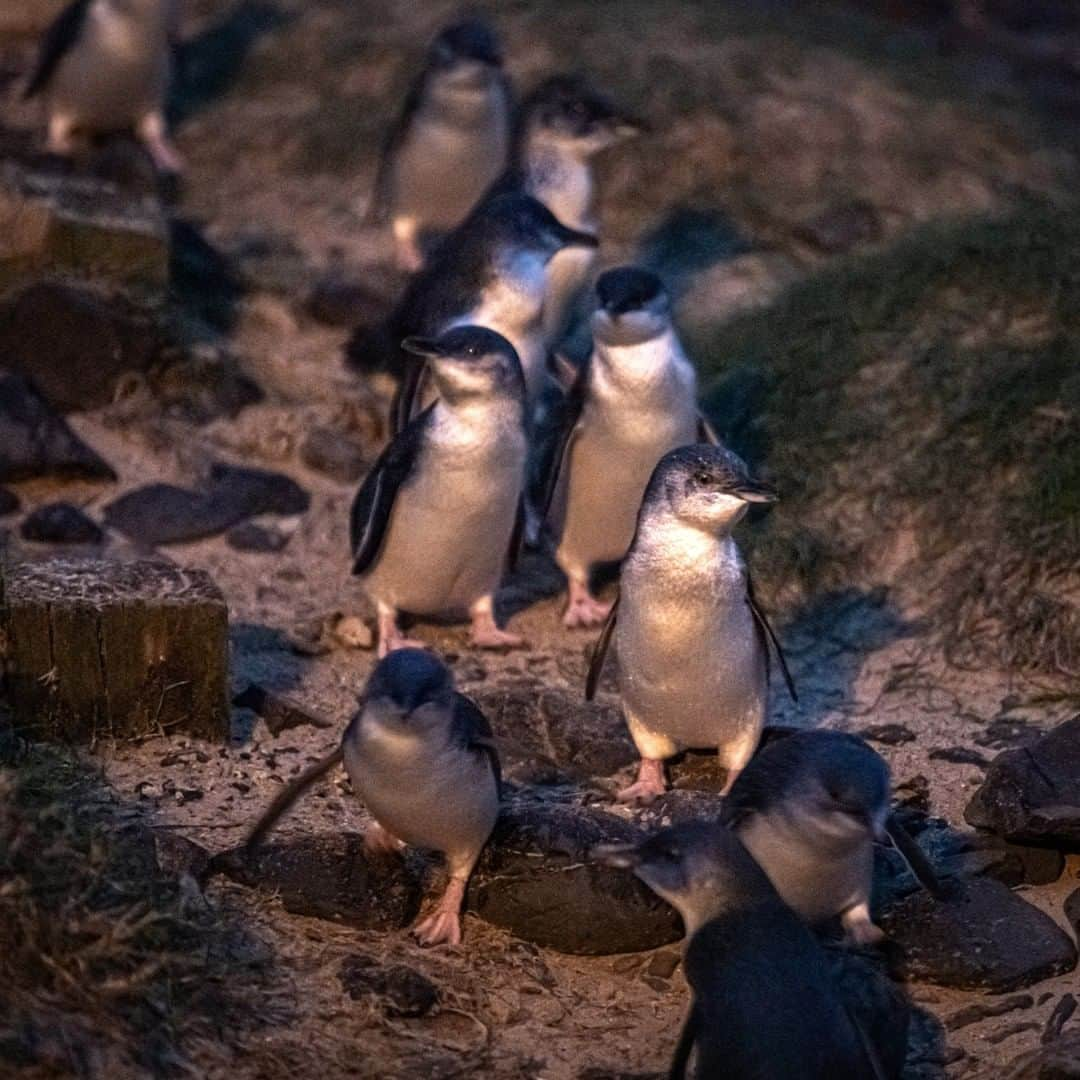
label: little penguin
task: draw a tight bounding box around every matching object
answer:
[594,822,908,1080]
[246,648,500,947]
[586,443,796,804]
[347,192,598,431]
[367,18,512,271]
[486,74,644,349]
[722,728,945,945]
[543,267,713,628]
[23,0,183,173]
[350,325,528,655]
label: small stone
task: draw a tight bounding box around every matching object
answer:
[974,716,1040,750]
[794,201,882,254]
[227,522,289,552]
[987,1022,1041,1045]
[930,746,990,766]
[300,426,368,484]
[232,683,335,737]
[19,502,102,544]
[946,995,1034,1031]
[332,614,374,650]
[640,975,670,993]
[338,953,439,1017]
[1044,994,1078,1044]
[645,949,680,980]
[894,775,931,815]
[858,723,916,746]
[208,463,310,518]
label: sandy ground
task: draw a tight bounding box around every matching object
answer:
[4,0,1080,1075]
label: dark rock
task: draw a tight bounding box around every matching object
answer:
[578,1071,665,1080]
[1044,995,1077,1044]
[19,502,102,544]
[150,349,263,424]
[213,832,422,930]
[0,282,163,412]
[226,522,289,552]
[150,831,212,883]
[880,876,1077,991]
[858,723,917,746]
[895,775,931,815]
[300,426,368,484]
[1063,889,1080,939]
[965,715,1080,847]
[468,800,683,955]
[104,483,241,544]
[945,994,1034,1031]
[989,1023,1042,1045]
[645,949,680,979]
[0,488,19,516]
[975,715,1042,750]
[233,683,335,736]
[338,953,439,1017]
[0,372,115,483]
[794,201,882,254]
[305,276,389,328]
[930,746,990,766]
[1004,1031,1080,1078]
[208,463,310,517]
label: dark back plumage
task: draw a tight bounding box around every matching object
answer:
[23,0,92,99]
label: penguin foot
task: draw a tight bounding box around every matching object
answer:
[412,909,462,947]
[378,633,428,658]
[563,588,612,629]
[363,822,405,857]
[841,903,885,946]
[616,759,668,805]
[469,624,525,650]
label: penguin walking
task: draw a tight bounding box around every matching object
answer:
[350,326,528,655]
[246,649,500,947]
[586,444,795,804]
[368,18,512,271]
[595,822,908,1079]
[486,74,644,350]
[723,728,945,944]
[543,267,713,627]
[23,0,183,173]
[347,192,597,432]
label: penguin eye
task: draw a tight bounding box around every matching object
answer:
[694,470,711,486]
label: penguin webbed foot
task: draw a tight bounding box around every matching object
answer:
[412,878,467,947]
[840,902,885,947]
[616,759,667,805]
[468,603,525,651]
[363,821,406,857]
[562,581,612,629]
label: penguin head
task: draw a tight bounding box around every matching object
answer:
[362,648,456,728]
[522,75,645,157]
[592,266,671,345]
[778,732,892,845]
[403,326,525,404]
[595,822,772,933]
[477,193,599,262]
[428,18,503,86]
[645,444,777,533]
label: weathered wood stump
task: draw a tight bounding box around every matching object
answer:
[0,557,229,741]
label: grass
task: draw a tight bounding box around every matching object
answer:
[696,200,1080,677]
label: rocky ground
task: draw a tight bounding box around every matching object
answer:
[2,1,1080,1077]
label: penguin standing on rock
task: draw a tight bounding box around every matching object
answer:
[350,326,528,656]
[246,649,501,947]
[23,0,183,173]
[543,267,712,627]
[347,192,598,432]
[367,18,513,271]
[486,74,645,349]
[595,822,908,1079]
[586,444,795,804]
[723,728,945,945]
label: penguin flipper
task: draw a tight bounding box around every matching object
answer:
[23,0,92,99]
[452,692,502,796]
[697,412,721,446]
[746,574,798,703]
[585,591,619,701]
[668,1003,700,1080]
[391,353,431,435]
[349,403,435,574]
[843,1001,890,1080]
[245,745,344,851]
[539,355,589,523]
[885,813,948,900]
[506,496,525,574]
[366,70,427,225]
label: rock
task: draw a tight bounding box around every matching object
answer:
[1,557,229,741]
[0,372,115,483]
[1044,995,1078,1044]
[300,426,368,483]
[305,276,389,328]
[857,723,917,746]
[332,614,373,650]
[1063,889,1080,939]
[645,949,680,979]
[338,953,439,1017]
[468,800,683,955]
[794,201,882,254]
[213,832,422,930]
[965,715,1080,847]
[0,166,168,290]
[0,282,163,412]
[150,830,212,883]
[975,715,1042,750]
[208,463,310,518]
[150,348,263,424]
[946,995,1035,1031]
[232,683,335,736]
[1004,1031,1080,1078]
[930,746,990,766]
[226,522,289,552]
[19,502,102,544]
[880,876,1077,991]
[895,775,931,815]
[0,489,18,516]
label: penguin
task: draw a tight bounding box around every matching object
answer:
[486,74,644,349]
[246,648,500,947]
[367,18,512,271]
[23,0,183,173]
[350,326,528,656]
[347,192,598,432]
[722,728,946,945]
[542,267,714,628]
[594,822,908,1080]
[585,443,795,804]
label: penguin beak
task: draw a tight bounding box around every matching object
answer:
[401,336,446,359]
[733,479,778,504]
[613,114,648,138]
[556,224,600,251]
[592,843,642,870]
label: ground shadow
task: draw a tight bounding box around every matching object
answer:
[229,622,308,743]
[169,218,245,336]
